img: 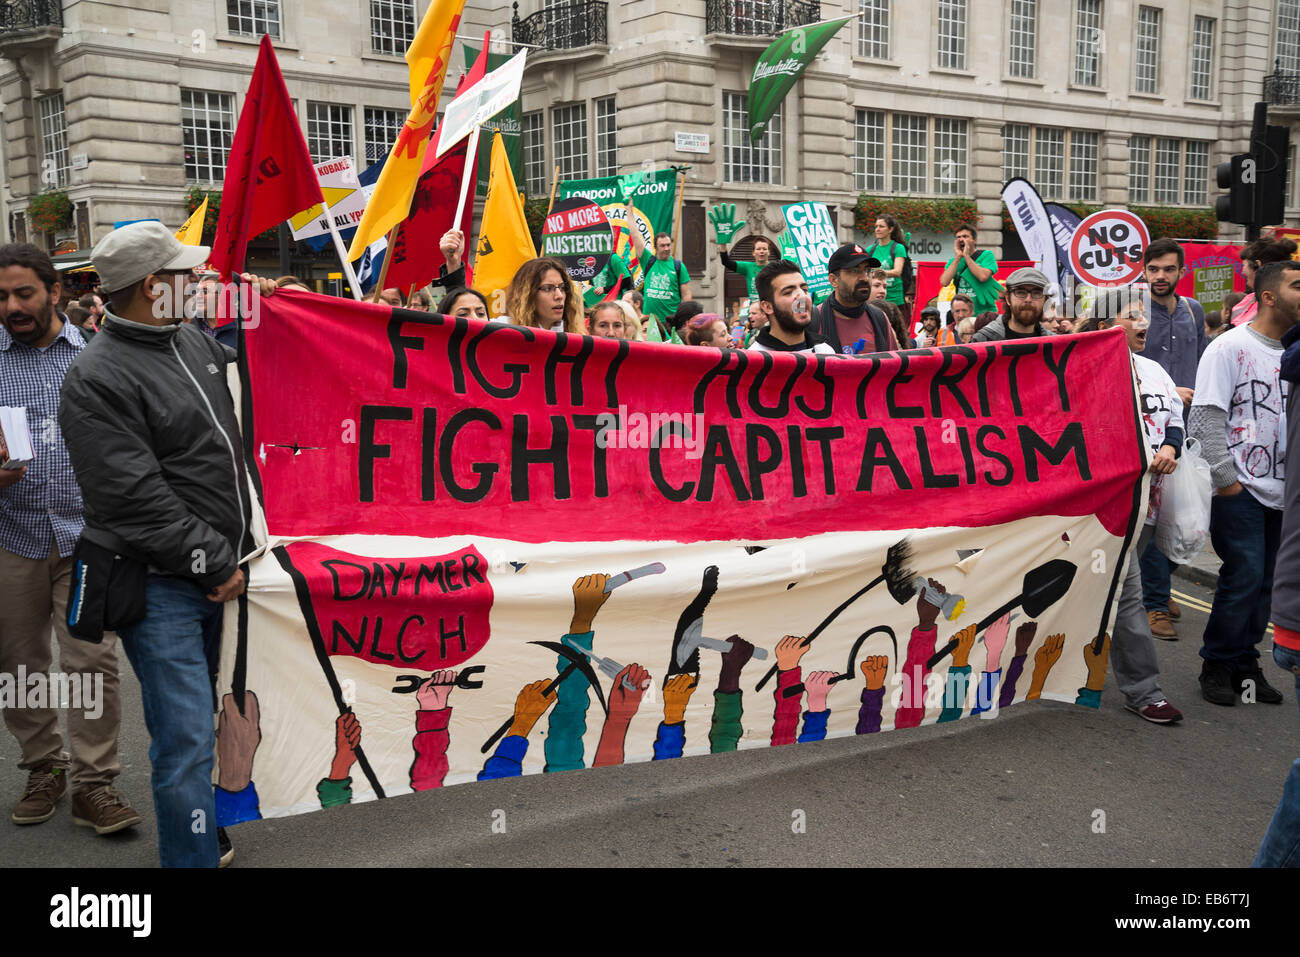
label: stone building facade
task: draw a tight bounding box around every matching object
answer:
[0,1,1294,305]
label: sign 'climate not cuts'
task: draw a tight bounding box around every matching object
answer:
[1069,209,1150,286]
[542,196,614,282]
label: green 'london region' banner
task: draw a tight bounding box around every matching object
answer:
[463,44,523,197]
[748,16,852,142]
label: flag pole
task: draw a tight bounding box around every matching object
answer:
[545,164,560,215]
[372,225,399,300]
[320,196,363,300]
[452,125,484,239]
[671,167,686,257]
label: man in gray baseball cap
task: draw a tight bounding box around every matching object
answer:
[57,219,262,867]
[970,266,1057,343]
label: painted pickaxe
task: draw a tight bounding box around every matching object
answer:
[561,634,645,692]
[925,559,1077,669]
[480,640,608,754]
[391,665,485,694]
[755,538,916,692]
[675,619,768,670]
[780,625,898,698]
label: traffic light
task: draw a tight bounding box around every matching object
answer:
[1216,153,1255,226]
[1256,124,1290,228]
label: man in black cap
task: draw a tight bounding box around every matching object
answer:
[970,267,1056,343]
[809,243,899,354]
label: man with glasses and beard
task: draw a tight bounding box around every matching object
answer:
[748,260,836,355]
[809,244,898,354]
[971,267,1057,343]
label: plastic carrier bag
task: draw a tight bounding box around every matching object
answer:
[1154,437,1212,564]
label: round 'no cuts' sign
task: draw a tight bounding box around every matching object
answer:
[1069,209,1150,285]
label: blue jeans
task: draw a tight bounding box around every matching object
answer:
[1139,538,1174,611]
[118,575,224,868]
[1253,644,1300,867]
[1201,488,1283,668]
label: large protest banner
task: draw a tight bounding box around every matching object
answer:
[217,294,1146,820]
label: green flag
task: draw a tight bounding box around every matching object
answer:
[463,44,523,197]
[748,17,852,142]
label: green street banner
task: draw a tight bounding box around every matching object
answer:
[463,44,523,197]
[748,16,851,142]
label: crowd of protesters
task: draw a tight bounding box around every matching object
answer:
[3,211,1300,872]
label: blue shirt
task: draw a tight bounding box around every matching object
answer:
[0,320,85,559]
[1138,295,1206,390]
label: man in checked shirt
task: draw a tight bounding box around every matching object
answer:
[0,243,140,836]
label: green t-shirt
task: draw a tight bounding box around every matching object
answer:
[584,251,632,308]
[638,249,691,320]
[735,259,762,299]
[866,241,907,304]
[945,249,1002,313]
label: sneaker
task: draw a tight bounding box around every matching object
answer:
[1147,610,1178,639]
[1233,666,1285,705]
[71,785,142,835]
[1126,699,1184,724]
[218,826,233,868]
[1167,597,1181,620]
[12,766,66,825]
[1200,663,1237,706]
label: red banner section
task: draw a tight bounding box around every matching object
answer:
[244,294,1145,543]
[282,541,493,669]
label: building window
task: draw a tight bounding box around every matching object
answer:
[1074,0,1102,86]
[1008,0,1036,79]
[1128,134,1151,204]
[227,0,281,39]
[1184,141,1209,206]
[891,113,927,193]
[370,1,415,56]
[1068,131,1098,201]
[937,0,967,70]
[181,89,235,185]
[858,0,890,59]
[1280,0,1300,75]
[306,102,354,162]
[1002,123,1030,182]
[1134,6,1160,94]
[522,111,545,196]
[933,118,967,194]
[1034,127,1065,200]
[723,91,782,184]
[1190,17,1215,100]
[854,109,886,191]
[1153,137,1180,204]
[37,93,69,190]
[594,96,617,177]
[552,102,588,180]
[363,107,404,165]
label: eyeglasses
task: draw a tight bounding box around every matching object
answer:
[538,284,567,295]
[1009,288,1046,301]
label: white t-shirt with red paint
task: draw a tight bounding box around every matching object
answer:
[1132,353,1184,525]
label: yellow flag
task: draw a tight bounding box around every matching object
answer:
[473,131,536,319]
[347,0,467,260]
[176,198,208,246]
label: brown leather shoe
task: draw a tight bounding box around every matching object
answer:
[71,785,142,835]
[1167,597,1181,620]
[1148,609,1178,639]
[12,766,67,825]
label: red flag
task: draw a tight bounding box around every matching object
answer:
[210,35,324,278]
[381,36,491,292]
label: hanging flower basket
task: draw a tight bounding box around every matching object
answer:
[28,190,72,235]
[854,195,980,235]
